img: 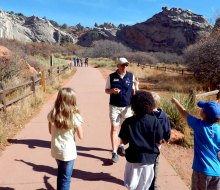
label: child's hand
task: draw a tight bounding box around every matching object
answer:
[113,88,120,94]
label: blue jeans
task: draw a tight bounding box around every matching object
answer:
[56,159,74,190]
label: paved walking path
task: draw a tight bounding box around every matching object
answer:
[0,67,189,190]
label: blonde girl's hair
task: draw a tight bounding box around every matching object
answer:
[151,92,160,108]
[49,88,80,130]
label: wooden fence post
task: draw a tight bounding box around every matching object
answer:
[189,89,196,104]
[69,62,72,70]
[50,55,53,84]
[181,69,184,75]
[30,76,36,95]
[63,65,65,73]
[41,70,46,92]
[0,82,6,111]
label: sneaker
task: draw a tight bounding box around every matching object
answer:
[117,146,125,157]
[112,152,118,163]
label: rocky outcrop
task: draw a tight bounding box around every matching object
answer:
[77,25,118,46]
[0,10,76,44]
[116,7,213,53]
[212,18,220,33]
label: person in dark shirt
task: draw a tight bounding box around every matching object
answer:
[119,91,164,190]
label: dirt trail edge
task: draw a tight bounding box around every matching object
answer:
[0,67,189,190]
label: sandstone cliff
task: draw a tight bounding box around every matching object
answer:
[116,7,213,53]
[0,10,76,44]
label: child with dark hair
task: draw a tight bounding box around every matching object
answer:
[171,98,220,190]
[119,91,164,190]
[149,92,171,190]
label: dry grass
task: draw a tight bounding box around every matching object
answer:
[128,63,201,92]
[0,90,44,150]
[0,68,76,152]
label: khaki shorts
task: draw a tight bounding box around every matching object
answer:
[109,105,133,126]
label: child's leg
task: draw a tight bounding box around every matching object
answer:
[124,162,154,190]
[191,170,220,190]
[149,156,159,190]
[136,163,154,190]
[56,159,74,190]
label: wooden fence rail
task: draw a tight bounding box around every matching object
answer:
[190,85,220,103]
[0,61,71,111]
[140,64,193,75]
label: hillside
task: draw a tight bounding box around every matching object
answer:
[0,7,213,53]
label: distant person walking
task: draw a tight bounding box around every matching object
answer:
[76,57,80,67]
[47,88,84,190]
[105,57,139,163]
[171,98,220,190]
[73,57,77,67]
[80,58,83,67]
[84,57,89,67]
[119,91,164,190]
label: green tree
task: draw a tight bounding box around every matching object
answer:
[94,22,98,27]
[76,23,84,31]
[61,24,68,29]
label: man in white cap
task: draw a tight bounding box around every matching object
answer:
[105,57,139,163]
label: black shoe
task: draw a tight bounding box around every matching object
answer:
[117,146,125,157]
[112,152,118,163]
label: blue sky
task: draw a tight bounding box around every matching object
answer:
[0,0,219,27]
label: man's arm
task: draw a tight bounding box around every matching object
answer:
[105,76,120,94]
[171,98,188,119]
[105,88,120,94]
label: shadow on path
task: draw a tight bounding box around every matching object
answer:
[16,159,123,186]
[78,152,113,166]
[77,146,111,152]
[7,139,113,166]
[36,175,55,190]
[8,139,50,149]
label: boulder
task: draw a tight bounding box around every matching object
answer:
[77,27,117,47]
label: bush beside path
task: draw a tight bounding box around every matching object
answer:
[0,67,189,189]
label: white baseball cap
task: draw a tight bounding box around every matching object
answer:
[118,57,129,65]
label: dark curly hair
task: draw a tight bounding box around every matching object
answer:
[131,90,155,115]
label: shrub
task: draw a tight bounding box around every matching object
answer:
[161,94,195,147]
[80,40,129,58]
[184,21,220,89]
[151,52,184,65]
[123,51,158,65]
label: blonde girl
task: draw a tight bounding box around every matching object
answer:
[48,88,83,190]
